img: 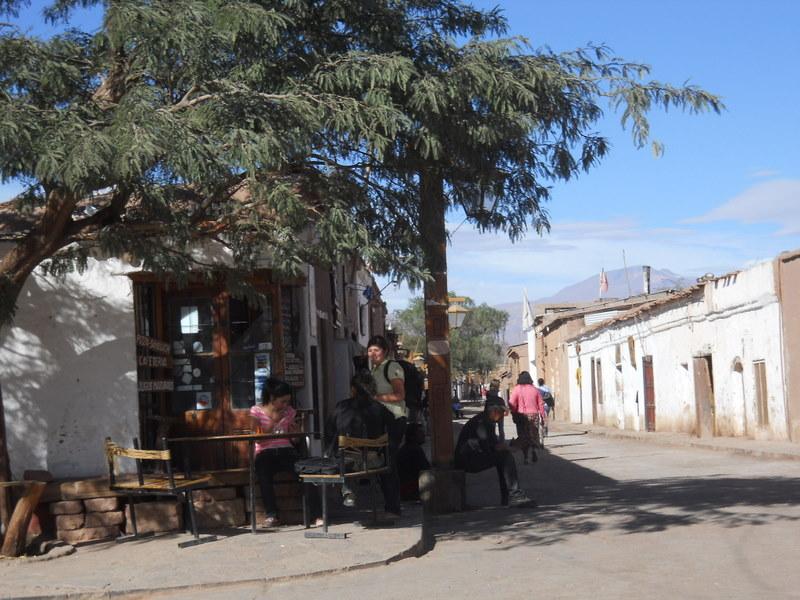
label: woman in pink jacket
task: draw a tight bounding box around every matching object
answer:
[509,371,546,463]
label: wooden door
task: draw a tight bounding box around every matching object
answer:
[693,355,715,437]
[643,356,656,432]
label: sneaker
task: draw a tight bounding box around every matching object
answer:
[508,491,536,508]
[262,516,279,528]
[342,493,356,508]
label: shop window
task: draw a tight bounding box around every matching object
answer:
[228,297,273,410]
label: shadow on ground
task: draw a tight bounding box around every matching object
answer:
[431,444,800,552]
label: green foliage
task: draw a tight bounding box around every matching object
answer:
[0,0,722,325]
[392,295,508,377]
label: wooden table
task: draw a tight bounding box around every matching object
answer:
[166,432,311,534]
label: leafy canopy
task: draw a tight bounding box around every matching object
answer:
[0,0,722,325]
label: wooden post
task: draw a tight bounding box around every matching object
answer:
[0,481,46,557]
[0,384,11,534]
[420,170,455,468]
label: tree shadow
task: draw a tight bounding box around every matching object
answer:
[0,262,136,479]
[432,449,800,551]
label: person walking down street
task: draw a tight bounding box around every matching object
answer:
[455,396,533,507]
[486,379,507,442]
[509,371,546,464]
[325,371,401,516]
[537,377,555,422]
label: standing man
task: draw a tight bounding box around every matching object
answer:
[367,335,407,514]
[486,379,507,442]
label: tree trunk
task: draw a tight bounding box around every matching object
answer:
[419,169,455,468]
[0,384,10,536]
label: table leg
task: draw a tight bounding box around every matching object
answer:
[249,441,256,534]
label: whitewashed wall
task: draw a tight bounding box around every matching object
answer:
[0,256,139,479]
[567,261,789,440]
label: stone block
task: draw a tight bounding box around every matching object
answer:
[194,498,246,529]
[57,526,119,544]
[55,513,85,531]
[125,501,182,534]
[192,487,237,503]
[84,497,120,512]
[49,500,84,515]
[85,511,125,528]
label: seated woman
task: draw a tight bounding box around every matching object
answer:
[325,371,401,516]
[250,378,318,527]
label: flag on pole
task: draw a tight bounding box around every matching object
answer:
[599,268,609,298]
[522,289,534,331]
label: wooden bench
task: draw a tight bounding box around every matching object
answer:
[104,437,215,548]
[298,433,390,539]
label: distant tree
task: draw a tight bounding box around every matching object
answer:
[392,297,426,356]
[393,295,508,377]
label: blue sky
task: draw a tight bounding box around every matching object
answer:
[382,0,800,312]
[4,1,800,313]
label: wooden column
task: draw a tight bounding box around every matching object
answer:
[0,384,10,533]
[420,170,455,468]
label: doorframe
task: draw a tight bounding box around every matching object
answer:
[643,355,656,432]
[693,354,716,437]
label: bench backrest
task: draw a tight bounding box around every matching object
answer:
[105,437,175,489]
[337,433,389,450]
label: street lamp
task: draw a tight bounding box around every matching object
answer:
[447,304,469,330]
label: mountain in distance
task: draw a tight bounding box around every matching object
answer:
[497,266,690,345]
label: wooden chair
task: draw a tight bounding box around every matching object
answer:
[298,433,390,539]
[104,437,215,548]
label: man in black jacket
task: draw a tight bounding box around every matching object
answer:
[455,396,532,507]
[325,372,401,515]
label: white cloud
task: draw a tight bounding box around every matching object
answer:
[748,169,781,179]
[690,179,800,235]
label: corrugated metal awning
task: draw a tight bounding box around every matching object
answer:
[584,310,623,326]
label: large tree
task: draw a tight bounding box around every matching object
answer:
[0,0,722,328]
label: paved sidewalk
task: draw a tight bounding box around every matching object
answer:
[555,420,800,461]
[0,505,424,599]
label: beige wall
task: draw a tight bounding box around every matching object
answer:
[536,318,585,422]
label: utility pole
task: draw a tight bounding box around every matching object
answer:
[418,169,464,512]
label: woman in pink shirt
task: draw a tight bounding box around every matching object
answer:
[509,371,546,464]
[249,378,300,527]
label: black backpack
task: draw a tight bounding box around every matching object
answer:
[542,391,555,408]
[384,360,424,409]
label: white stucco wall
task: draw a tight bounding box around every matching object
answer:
[0,257,139,479]
[567,261,789,440]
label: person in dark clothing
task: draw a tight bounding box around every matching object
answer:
[325,371,402,515]
[486,379,506,441]
[397,423,431,501]
[455,396,533,507]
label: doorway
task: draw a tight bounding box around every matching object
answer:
[590,358,598,424]
[643,356,656,432]
[693,354,716,437]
